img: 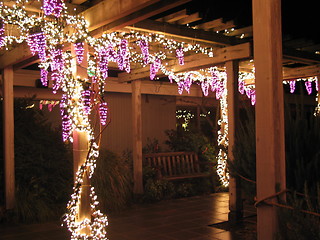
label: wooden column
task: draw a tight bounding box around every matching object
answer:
[252,0,286,239]
[3,66,15,210]
[71,43,91,233]
[225,60,243,223]
[132,80,143,194]
[72,131,91,231]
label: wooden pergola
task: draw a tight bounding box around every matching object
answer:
[1,0,320,239]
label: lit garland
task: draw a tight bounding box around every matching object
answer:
[2,0,320,227]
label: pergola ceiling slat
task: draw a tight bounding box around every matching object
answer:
[176,12,202,25]
[156,9,188,23]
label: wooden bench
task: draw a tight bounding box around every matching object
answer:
[143,151,210,180]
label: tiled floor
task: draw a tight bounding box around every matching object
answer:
[0,193,257,240]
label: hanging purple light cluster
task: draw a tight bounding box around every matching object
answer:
[117,39,130,73]
[305,80,313,95]
[40,68,49,86]
[60,94,72,142]
[99,102,108,126]
[215,80,225,100]
[98,48,109,80]
[176,48,184,65]
[0,21,4,48]
[177,80,185,95]
[27,32,46,61]
[50,47,64,93]
[81,90,91,115]
[201,81,210,96]
[238,79,245,94]
[150,58,161,80]
[138,39,149,65]
[43,0,64,18]
[74,42,84,64]
[289,80,296,93]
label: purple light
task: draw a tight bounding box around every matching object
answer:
[210,70,219,92]
[201,81,210,96]
[117,39,130,73]
[98,48,109,80]
[168,74,174,83]
[27,32,46,61]
[215,80,224,100]
[245,88,251,99]
[50,47,64,71]
[138,39,149,65]
[43,0,64,18]
[250,89,256,105]
[99,102,108,126]
[81,90,91,115]
[305,80,313,95]
[0,21,4,48]
[315,79,319,92]
[177,81,184,95]
[238,79,245,94]
[176,48,184,65]
[150,58,161,80]
[52,72,63,94]
[289,80,296,93]
[183,74,192,93]
[40,68,49,87]
[74,42,84,64]
[49,47,64,93]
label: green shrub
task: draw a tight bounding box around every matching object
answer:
[91,149,132,213]
[0,98,73,223]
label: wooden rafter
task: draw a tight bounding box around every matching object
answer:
[177,12,202,25]
[85,0,192,33]
[196,18,224,31]
[156,9,188,23]
[125,19,239,46]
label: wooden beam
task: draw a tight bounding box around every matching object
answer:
[213,20,236,32]
[253,0,286,239]
[225,60,243,223]
[283,64,320,79]
[86,0,191,33]
[118,42,252,82]
[132,80,144,194]
[125,19,238,46]
[283,47,320,64]
[0,43,31,69]
[2,66,15,210]
[157,9,188,23]
[225,26,253,38]
[177,12,202,25]
[196,18,224,31]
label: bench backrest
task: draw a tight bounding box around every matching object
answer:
[143,152,200,177]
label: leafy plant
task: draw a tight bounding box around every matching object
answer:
[91,149,133,213]
[0,98,73,222]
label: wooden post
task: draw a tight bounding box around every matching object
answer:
[252,0,286,239]
[225,60,243,223]
[71,43,91,234]
[132,79,143,194]
[73,131,91,231]
[3,66,15,210]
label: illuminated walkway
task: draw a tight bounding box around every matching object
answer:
[0,192,257,240]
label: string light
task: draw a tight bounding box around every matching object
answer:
[1,0,320,224]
